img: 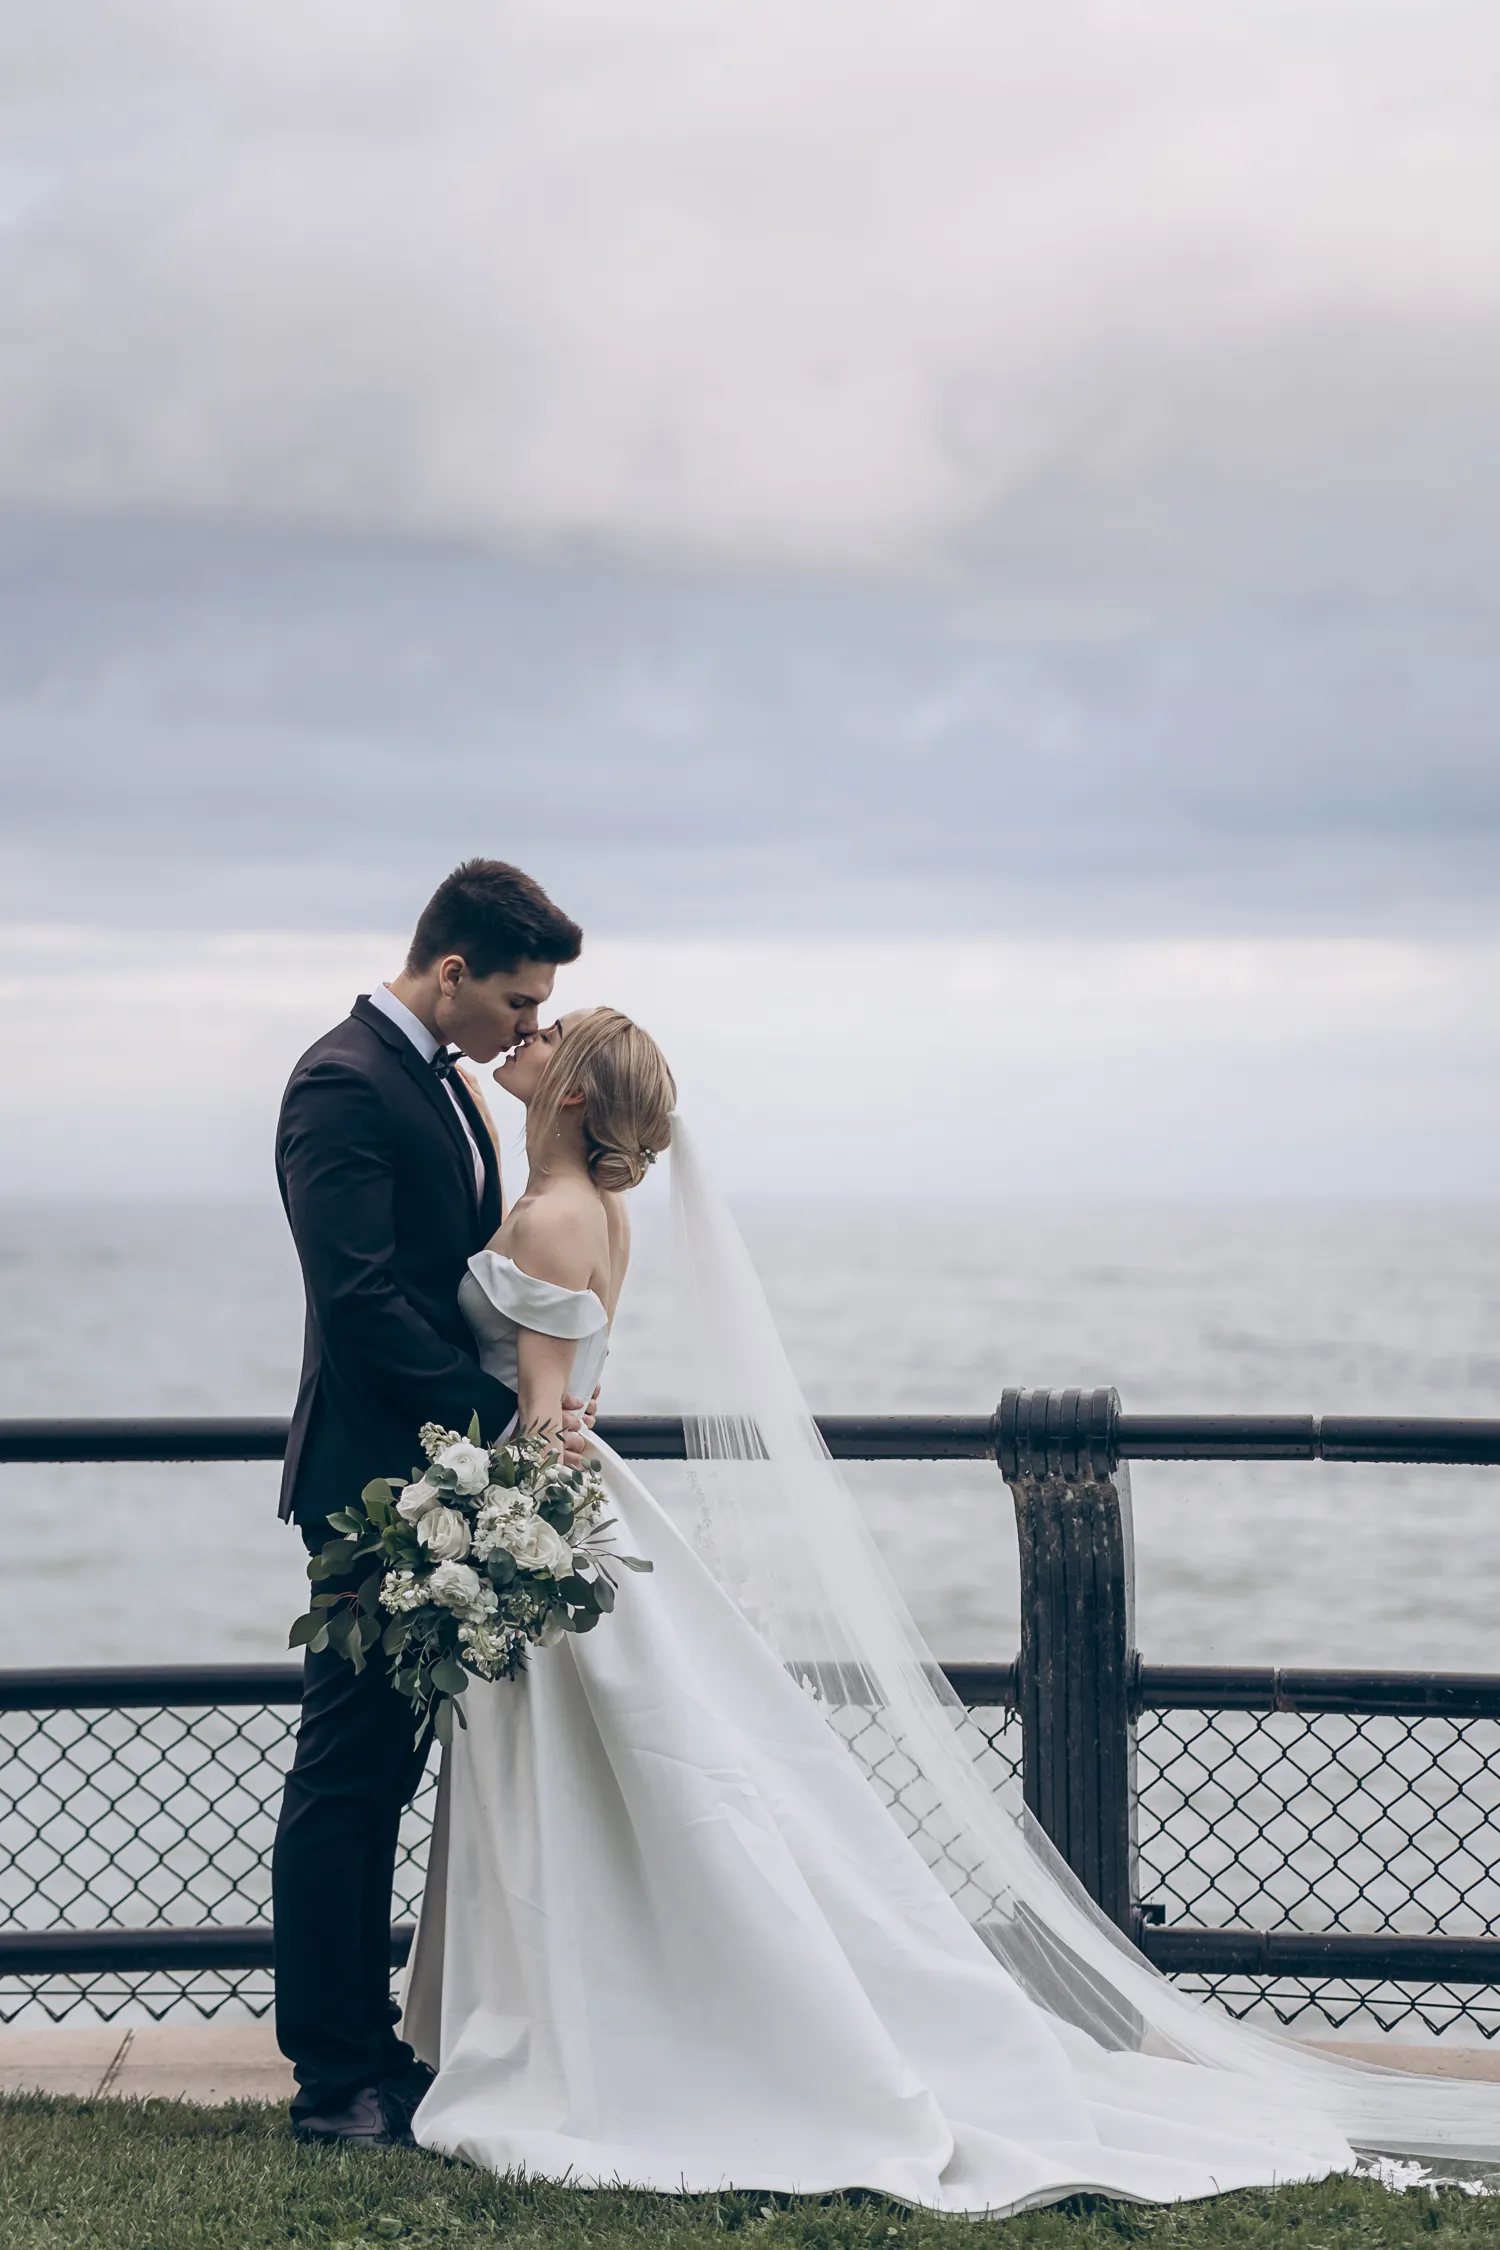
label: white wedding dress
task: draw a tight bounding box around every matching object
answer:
[402,1245,1369,2210]
[402,1126,1500,2205]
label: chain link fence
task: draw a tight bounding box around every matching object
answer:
[1136,1704,1500,2039]
[5,1686,1500,2039]
[0,1699,437,2024]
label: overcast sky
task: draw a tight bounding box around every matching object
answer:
[2,4,1498,1194]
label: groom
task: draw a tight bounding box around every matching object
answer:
[272,858,583,2147]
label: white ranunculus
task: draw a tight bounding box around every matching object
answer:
[435,1440,492,1495]
[498,1513,574,1578]
[396,1476,443,1523]
[378,1568,427,1614]
[426,1561,496,1620]
[417,1505,471,1562]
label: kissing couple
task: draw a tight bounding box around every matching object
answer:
[270,858,1500,2211]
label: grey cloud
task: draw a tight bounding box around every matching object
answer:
[5,4,1500,935]
[1,513,1495,937]
[5,3,1500,563]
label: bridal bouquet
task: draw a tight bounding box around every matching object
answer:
[289,1417,650,1743]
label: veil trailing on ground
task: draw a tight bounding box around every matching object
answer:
[665,1113,1500,2167]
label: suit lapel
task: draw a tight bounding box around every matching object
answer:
[351,996,481,1217]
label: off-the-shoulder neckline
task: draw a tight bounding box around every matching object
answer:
[469,1248,607,1316]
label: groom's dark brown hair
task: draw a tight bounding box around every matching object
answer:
[407,859,583,979]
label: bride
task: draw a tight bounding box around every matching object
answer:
[402,1007,1500,2210]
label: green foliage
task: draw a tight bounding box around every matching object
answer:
[290,1420,649,1731]
[6,2097,1500,2250]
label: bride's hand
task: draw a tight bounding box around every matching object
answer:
[558,1396,590,1469]
[563,1385,601,1434]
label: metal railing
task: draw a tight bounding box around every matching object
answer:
[4,1395,1500,2036]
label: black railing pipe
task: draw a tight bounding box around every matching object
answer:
[0,1926,416,1975]
[0,1415,996,1464]
[1142,1929,1500,1984]
[9,1922,1500,1987]
[12,1659,1500,1719]
[5,1412,1500,1467]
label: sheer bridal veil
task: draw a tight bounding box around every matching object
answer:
[665,1114,1500,2167]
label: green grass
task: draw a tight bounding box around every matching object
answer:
[5,2096,1500,2250]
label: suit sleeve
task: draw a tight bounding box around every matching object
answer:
[277,1057,518,1437]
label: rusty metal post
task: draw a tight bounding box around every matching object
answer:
[996,1386,1140,1937]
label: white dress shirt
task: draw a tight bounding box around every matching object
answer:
[366,983,488,1202]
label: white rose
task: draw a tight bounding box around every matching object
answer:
[499,1514,575,1578]
[417,1505,472,1562]
[426,1561,496,1620]
[435,1440,492,1496]
[396,1475,443,1523]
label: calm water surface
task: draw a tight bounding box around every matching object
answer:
[2,1199,1497,1670]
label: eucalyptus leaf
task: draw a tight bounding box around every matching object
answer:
[382,1618,407,1655]
[431,1657,468,1695]
[307,1624,330,1655]
[287,1612,323,1649]
[433,1695,455,1748]
[361,1478,396,1509]
[467,1411,482,1444]
[570,1609,601,1633]
[616,1555,654,1573]
[356,1573,382,1615]
[593,1574,616,1613]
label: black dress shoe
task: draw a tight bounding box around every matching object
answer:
[380,2058,437,2133]
[382,2061,434,2124]
[291,2083,416,2149]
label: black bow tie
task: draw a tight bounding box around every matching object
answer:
[430,1047,461,1082]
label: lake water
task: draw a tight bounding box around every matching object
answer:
[3,1197,1498,1675]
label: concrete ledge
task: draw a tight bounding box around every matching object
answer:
[4,2022,1498,2107]
[1308,2039,1500,2083]
[0,2022,294,2102]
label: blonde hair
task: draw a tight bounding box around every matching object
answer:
[530,1008,676,1191]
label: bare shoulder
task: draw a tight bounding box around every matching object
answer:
[506,1189,608,1293]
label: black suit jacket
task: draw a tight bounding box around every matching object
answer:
[275,995,518,1527]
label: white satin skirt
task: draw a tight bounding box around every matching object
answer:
[402,1444,1354,2212]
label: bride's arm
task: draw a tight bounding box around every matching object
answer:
[508,1201,598,1450]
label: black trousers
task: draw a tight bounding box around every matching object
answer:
[272,1533,432,2110]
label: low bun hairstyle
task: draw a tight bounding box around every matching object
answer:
[529,1008,676,1191]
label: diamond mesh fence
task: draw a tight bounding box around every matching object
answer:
[1136,1706,1500,2039]
[5,1688,1500,2038]
[0,1701,437,2024]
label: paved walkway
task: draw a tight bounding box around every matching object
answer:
[0,2022,294,2102]
[4,2024,1500,2104]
